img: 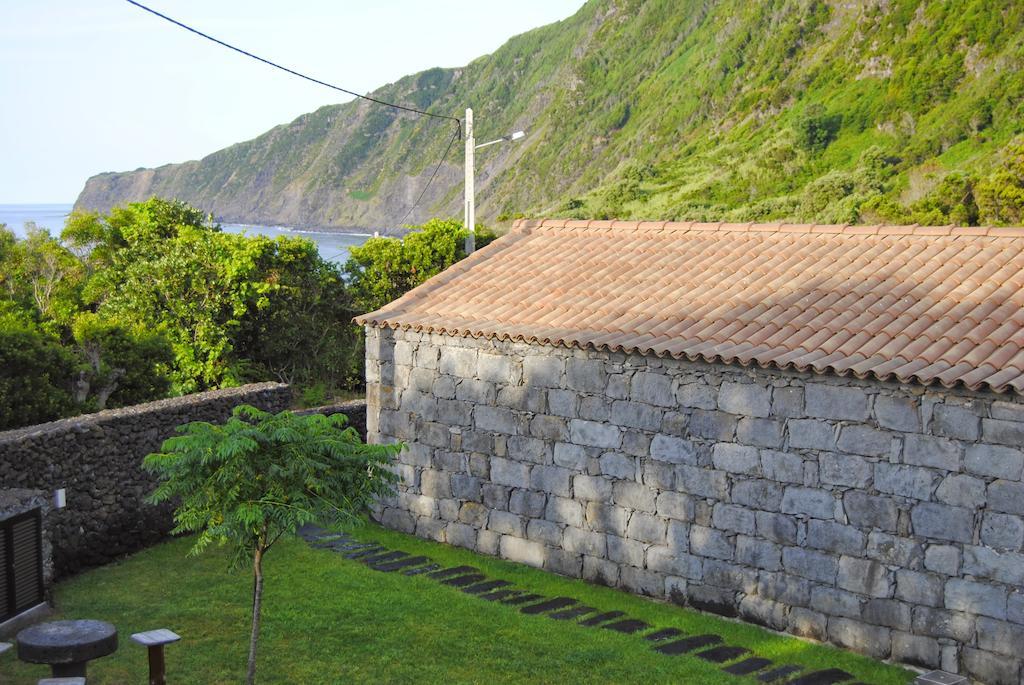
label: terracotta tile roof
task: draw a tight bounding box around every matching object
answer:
[356,219,1024,394]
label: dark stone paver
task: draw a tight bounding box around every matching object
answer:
[787,669,855,685]
[361,551,408,565]
[521,597,576,615]
[463,580,511,595]
[644,628,684,642]
[654,634,723,655]
[373,556,430,572]
[443,574,488,587]
[314,540,367,550]
[724,658,774,676]
[697,646,750,663]
[758,666,804,682]
[603,619,650,634]
[333,541,373,550]
[427,566,478,580]
[296,524,328,540]
[548,606,596,620]
[405,563,441,576]
[480,589,522,602]
[501,593,544,605]
[579,611,624,626]
[345,546,386,559]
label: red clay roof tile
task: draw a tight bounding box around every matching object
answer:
[356,219,1024,393]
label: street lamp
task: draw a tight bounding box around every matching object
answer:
[464,107,526,254]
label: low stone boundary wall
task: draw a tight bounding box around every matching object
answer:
[0,383,292,577]
[296,400,367,440]
[367,327,1024,685]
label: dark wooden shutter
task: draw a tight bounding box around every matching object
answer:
[1,509,44,622]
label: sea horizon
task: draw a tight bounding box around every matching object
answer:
[0,203,370,262]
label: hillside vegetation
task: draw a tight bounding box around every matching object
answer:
[76,0,1024,229]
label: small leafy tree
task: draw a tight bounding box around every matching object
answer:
[343,219,496,315]
[794,104,843,152]
[977,138,1024,225]
[0,311,76,429]
[143,406,401,684]
[70,312,173,410]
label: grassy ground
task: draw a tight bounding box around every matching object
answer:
[4,523,914,684]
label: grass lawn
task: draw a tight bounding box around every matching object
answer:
[4,523,914,684]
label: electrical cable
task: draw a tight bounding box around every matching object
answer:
[124,0,461,134]
[398,124,461,228]
[124,0,463,229]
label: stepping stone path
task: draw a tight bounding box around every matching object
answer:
[463,580,511,595]
[548,606,596,621]
[427,566,477,579]
[300,528,883,684]
[443,574,488,587]
[697,646,750,663]
[603,619,650,634]
[759,665,805,682]
[502,593,544,606]
[644,628,684,642]
[579,611,624,626]
[724,658,774,676]
[521,598,576,615]
[479,589,521,602]
[362,551,408,565]
[373,556,429,572]
[654,635,722,655]
[335,542,376,552]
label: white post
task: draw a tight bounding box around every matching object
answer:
[464,107,475,254]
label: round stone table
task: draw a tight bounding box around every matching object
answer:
[17,619,118,677]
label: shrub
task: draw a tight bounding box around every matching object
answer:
[343,219,495,315]
[794,104,843,152]
[977,138,1024,225]
[144,406,400,684]
[0,313,76,429]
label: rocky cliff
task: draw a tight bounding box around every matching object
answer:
[76,0,1024,230]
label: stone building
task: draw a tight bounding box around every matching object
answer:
[358,219,1024,684]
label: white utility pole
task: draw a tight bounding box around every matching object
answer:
[463,107,526,255]
[464,108,475,254]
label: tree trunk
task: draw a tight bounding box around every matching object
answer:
[246,547,265,685]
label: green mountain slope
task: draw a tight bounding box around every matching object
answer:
[75,0,1024,230]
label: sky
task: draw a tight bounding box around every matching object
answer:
[0,0,586,204]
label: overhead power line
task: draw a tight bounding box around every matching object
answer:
[124,0,463,228]
[398,125,461,228]
[124,0,461,132]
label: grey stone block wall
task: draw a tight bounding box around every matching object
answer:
[367,326,1024,684]
[0,382,292,577]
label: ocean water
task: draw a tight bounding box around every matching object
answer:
[0,204,370,263]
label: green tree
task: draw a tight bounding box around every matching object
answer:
[0,312,76,429]
[977,139,1024,225]
[343,218,495,315]
[794,104,843,153]
[904,173,980,226]
[143,406,400,684]
[69,312,173,410]
[66,198,355,394]
[0,224,84,330]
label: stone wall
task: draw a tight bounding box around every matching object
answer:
[295,399,368,440]
[366,326,1024,685]
[0,382,292,577]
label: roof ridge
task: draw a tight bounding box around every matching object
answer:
[509,218,1024,238]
